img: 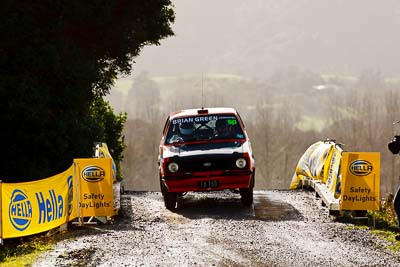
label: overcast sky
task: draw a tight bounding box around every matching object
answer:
[131,0,400,78]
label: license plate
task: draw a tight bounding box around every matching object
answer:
[198,180,219,189]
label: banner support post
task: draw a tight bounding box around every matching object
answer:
[373,211,376,229]
[73,162,83,226]
[0,180,3,245]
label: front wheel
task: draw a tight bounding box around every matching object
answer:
[163,192,177,210]
[160,179,177,209]
[240,187,253,207]
[240,172,255,207]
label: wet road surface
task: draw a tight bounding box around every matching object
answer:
[174,191,302,222]
[33,190,400,267]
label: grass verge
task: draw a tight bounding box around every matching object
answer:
[0,234,57,266]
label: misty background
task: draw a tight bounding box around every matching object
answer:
[106,0,400,196]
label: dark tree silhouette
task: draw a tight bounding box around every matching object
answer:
[0,0,175,181]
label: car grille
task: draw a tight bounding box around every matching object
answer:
[172,153,246,173]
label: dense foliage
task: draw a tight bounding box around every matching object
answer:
[0,0,174,181]
[91,96,127,180]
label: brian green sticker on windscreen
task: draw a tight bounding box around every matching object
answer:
[340,152,380,211]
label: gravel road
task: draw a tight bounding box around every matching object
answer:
[33,190,400,267]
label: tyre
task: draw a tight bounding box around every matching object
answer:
[163,192,177,210]
[240,187,253,207]
[160,179,177,209]
[240,172,254,207]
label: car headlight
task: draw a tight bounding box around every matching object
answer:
[168,162,179,173]
[236,158,246,168]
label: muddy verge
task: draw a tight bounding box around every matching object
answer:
[33,190,400,267]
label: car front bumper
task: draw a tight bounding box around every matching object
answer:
[162,170,253,193]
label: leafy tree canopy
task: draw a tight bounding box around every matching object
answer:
[0,0,175,181]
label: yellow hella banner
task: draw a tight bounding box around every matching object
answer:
[326,147,342,198]
[74,158,114,218]
[1,166,75,239]
[340,152,380,211]
[290,140,342,195]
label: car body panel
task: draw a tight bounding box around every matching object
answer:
[159,107,255,194]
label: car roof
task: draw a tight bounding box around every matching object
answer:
[169,107,238,120]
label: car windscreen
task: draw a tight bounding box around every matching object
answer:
[165,114,245,144]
